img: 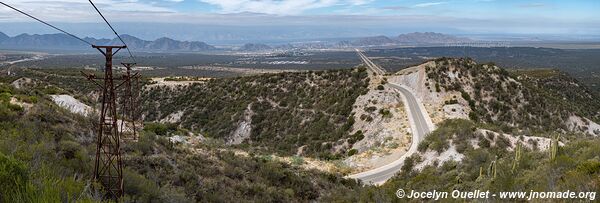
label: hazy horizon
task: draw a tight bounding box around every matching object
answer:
[1,0,599,43]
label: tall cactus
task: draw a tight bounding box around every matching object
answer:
[549,135,559,161]
[512,143,522,173]
[476,166,484,182]
[488,156,498,180]
[493,156,497,179]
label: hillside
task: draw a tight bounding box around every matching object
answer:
[0,77,369,202]
[366,47,600,93]
[332,119,600,202]
[2,58,600,202]
[391,58,600,136]
[141,68,370,159]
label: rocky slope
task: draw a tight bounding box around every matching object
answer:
[343,67,412,172]
[390,58,600,137]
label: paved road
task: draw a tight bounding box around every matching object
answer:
[348,51,433,185]
[356,49,386,75]
[391,84,431,142]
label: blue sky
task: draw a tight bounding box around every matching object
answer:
[1,0,597,21]
[146,0,599,19]
[0,0,598,42]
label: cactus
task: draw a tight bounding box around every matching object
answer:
[488,156,498,180]
[488,162,492,177]
[476,166,484,182]
[549,135,559,161]
[512,143,522,173]
[492,156,497,179]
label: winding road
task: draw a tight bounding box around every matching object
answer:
[348,50,433,185]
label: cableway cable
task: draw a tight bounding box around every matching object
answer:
[0,1,92,46]
[88,0,136,63]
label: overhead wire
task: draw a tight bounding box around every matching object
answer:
[0,1,92,46]
[87,0,136,63]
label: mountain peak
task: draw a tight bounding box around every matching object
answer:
[0,31,216,52]
[118,34,141,40]
[155,37,176,41]
[0,31,8,40]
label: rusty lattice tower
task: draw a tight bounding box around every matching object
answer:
[83,45,127,200]
[1,1,140,201]
[120,62,140,141]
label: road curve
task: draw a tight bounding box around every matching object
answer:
[348,51,433,185]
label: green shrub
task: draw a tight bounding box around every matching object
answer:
[364,106,377,112]
[419,119,475,153]
[0,152,30,202]
[576,160,600,175]
[347,149,358,156]
[0,92,11,102]
[379,109,392,118]
[123,169,162,202]
[461,90,471,101]
[445,99,458,105]
[143,122,178,136]
[290,156,305,166]
[348,131,364,144]
[469,111,479,121]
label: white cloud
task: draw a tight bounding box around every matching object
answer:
[413,2,447,8]
[198,0,370,15]
[0,0,174,22]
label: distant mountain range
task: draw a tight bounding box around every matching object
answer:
[0,31,472,52]
[0,32,8,42]
[0,32,216,52]
[346,32,473,46]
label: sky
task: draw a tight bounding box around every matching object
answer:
[0,0,599,43]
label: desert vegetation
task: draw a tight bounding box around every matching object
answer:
[2,57,599,202]
[0,80,365,202]
[424,58,600,134]
[327,119,600,202]
[141,68,369,159]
